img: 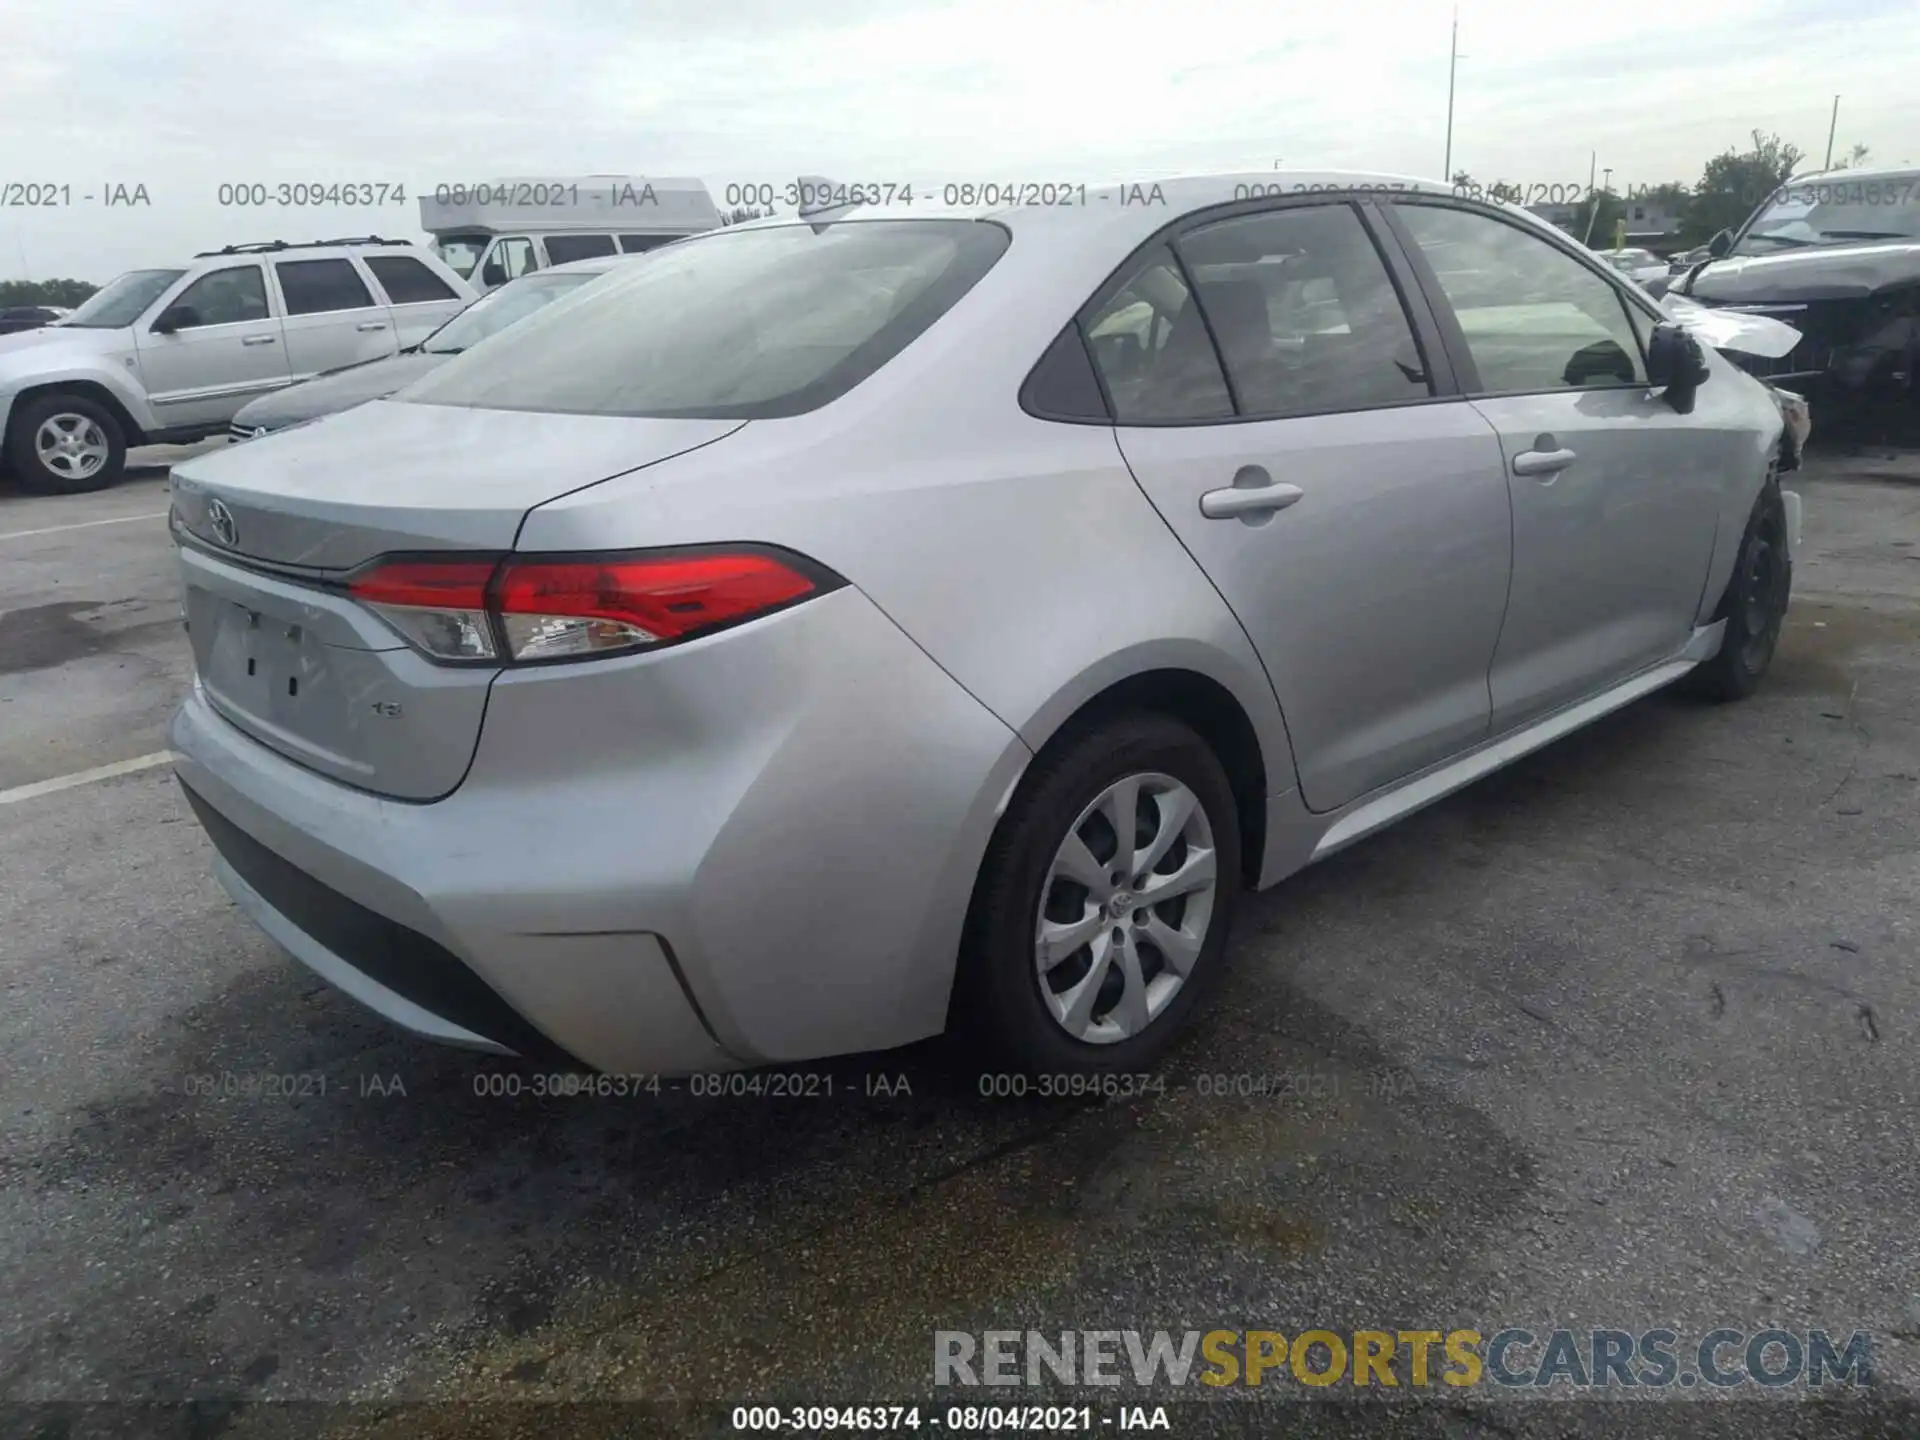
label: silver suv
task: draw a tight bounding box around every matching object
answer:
[0,236,473,494]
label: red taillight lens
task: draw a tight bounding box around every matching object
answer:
[348,558,500,661]
[494,553,820,661]
[346,550,831,664]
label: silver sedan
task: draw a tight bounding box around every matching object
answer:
[167,171,1796,1077]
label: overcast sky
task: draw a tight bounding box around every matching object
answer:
[3,0,1915,282]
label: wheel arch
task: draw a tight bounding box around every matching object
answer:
[6,378,150,449]
[1013,664,1277,886]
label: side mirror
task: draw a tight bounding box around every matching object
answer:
[151,304,200,335]
[1707,229,1733,259]
[479,260,508,288]
[1646,322,1711,413]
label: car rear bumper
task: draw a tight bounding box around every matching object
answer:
[172,585,1031,1074]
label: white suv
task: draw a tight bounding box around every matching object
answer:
[0,237,474,494]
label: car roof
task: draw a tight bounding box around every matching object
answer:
[710,169,1468,255]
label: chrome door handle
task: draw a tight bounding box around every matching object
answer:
[356,321,388,331]
[1513,447,1577,477]
[1200,480,1304,521]
[241,335,277,346]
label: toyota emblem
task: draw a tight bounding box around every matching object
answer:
[206,497,238,548]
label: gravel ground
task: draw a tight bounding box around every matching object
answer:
[2,443,1918,1440]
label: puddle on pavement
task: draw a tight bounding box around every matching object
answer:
[1770,600,1920,698]
[309,1000,1530,1436]
[0,597,176,675]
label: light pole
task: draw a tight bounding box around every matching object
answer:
[1824,95,1840,169]
[1442,8,1461,181]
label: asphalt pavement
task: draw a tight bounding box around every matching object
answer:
[2,442,1918,1440]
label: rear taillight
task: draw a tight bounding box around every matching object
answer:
[346,548,837,665]
[348,558,499,660]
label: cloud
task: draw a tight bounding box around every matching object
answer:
[2,0,1915,279]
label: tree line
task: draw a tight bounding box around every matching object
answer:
[0,277,97,308]
[1453,131,1872,250]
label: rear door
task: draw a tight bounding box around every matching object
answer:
[1094,198,1513,813]
[269,255,399,383]
[135,263,291,431]
[361,252,468,349]
[1381,199,1727,732]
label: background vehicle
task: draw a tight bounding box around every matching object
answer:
[168,172,1795,1080]
[1594,246,1673,294]
[421,176,720,290]
[0,305,67,335]
[1672,165,1920,406]
[228,254,633,440]
[0,237,472,493]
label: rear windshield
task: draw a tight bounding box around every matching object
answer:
[398,219,1010,420]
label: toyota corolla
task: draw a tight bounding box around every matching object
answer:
[169,172,1797,1077]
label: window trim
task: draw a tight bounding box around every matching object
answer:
[1377,196,1663,401]
[363,252,461,307]
[1022,192,1466,429]
[269,255,380,318]
[153,262,274,332]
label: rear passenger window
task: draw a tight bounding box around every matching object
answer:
[1175,205,1432,418]
[619,235,671,253]
[275,259,376,315]
[544,234,618,263]
[1083,246,1232,423]
[1392,204,1649,392]
[364,255,458,304]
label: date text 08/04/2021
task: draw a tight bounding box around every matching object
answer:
[730,1405,1167,1432]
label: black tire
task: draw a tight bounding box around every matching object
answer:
[955,712,1242,1075]
[1682,469,1790,702]
[5,392,127,495]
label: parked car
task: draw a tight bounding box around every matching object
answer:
[0,305,67,335]
[1594,247,1673,296]
[0,237,472,493]
[169,173,1797,1078]
[1671,165,1920,406]
[227,255,634,441]
[422,176,720,290]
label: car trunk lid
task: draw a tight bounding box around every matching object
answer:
[170,399,743,570]
[170,400,745,799]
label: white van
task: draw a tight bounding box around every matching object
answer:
[420,176,723,289]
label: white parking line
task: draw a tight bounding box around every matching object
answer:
[0,511,170,543]
[0,751,177,806]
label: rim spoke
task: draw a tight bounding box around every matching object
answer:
[1059,931,1117,1034]
[1036,907,1104,973]
[1142,914,1203,976]
[1112,930,1149,1035]
[1101,775,1140,879]
[1136,784,1196,876]
[1034,769,1218,1046]
[1137,845,1215,904]
[1053,830,1109,894]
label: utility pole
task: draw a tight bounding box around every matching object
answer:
[1581,152,1598,244]
[1824,95,1840,169]
[1442,8,1459,181]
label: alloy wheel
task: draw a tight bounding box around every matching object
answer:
[35,413,110,481]
[1033,771,1218,1044]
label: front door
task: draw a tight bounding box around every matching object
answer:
[135,263,290,432]
[1383,199,1728,731]
[1090,201,1513,813]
